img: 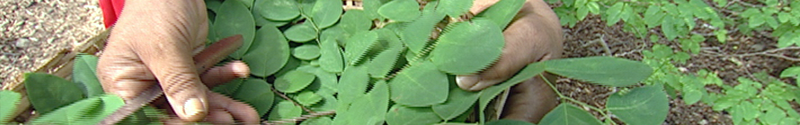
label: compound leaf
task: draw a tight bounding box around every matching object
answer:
[389,61,448,107]
[431,19,504,75]
[607,85,669,125]
[244,26,291,77]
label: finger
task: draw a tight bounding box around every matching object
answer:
[204,108,235,125]
[501,74,558,123]
[132,35,210,122]
[456,1,563,91]
[97,43,158,100]
[200,61,251,88]
[208,93,260,124]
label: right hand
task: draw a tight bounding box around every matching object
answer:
[97,0,259,124]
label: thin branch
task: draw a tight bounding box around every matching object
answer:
[271,87,316,113]
[701,46,800,62]
[262,111,336,125]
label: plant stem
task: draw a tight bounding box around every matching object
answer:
[540,74,615,125]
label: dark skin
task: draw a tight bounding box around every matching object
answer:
[462,0,562,123]
[98,0,562,124]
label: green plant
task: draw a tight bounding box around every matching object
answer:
[3,0,669,124]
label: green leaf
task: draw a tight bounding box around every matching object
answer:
[478,62,545,123]
[431,19,504,75]
[778,12,791,23]
[339,10,372,35]
[311,0,342,28]
[377,0,421,22]
[385,105,442,125]
[30,95,124,124]
[25,73,86,115]
[333,80,389,125]
[311,93,338,111]
[539,104,602,125]
[362,0,384,20]
[268,100,303,121]
[244,26,291,77]
[485,119,534,125]
[643,6,665,26]
[389,61,449,107]
[607,85,669,125]
[275,70,316,93]
[73,54,103,97]
[432,87,479,121]
[337,66,369,107]
[0,91,21,123]
[211,78,244,96]
[301,117,333,125]
[292,44,322,60]
[344,31,378,65]
[544,56,653,87]
[255,0,300,21]
[436,0,472,17]
[252,6,291,27]
[309,66,339,94]
[780,66,800,78]
[295,91,322,106]
[215,0,256,59]
[231,79,275,116]
[319,38,345,73]
[605,2,624,25]
[206,0,223,12]
[367,47,402,79]
[285,23,318,42]
[400,2,446,54]
[662,16,677,40]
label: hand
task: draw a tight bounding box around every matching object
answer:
[460,0,563,123]
[96,0,259,124]
[457,0,563,92]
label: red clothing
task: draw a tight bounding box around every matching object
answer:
[99,0,125,28]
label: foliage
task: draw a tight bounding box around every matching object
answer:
[8,0,745,124]
[551,0,800,124]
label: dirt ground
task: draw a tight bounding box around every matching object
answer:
[0,0,104,85]
[2,0,798,125]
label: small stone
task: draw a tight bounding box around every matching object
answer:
[15,38,30,48]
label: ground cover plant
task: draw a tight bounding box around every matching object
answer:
[2,0,798,125]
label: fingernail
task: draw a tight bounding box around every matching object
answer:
[231,61,250,78]
[456,75,480,91]
[184,98,206,118]
[470,79,504,91]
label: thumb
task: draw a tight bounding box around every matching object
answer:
[133,40,209,122]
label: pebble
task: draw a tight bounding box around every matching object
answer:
[15,38,30,48]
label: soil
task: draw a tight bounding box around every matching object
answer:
[0,0,104,86]
[1,0,798,125]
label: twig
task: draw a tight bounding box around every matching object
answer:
[701,46,800,62]
[270,87,316,113]
[734,0,766,8]
[581,34,613,56]
[262,111,336,125]
[541,74,615,125]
